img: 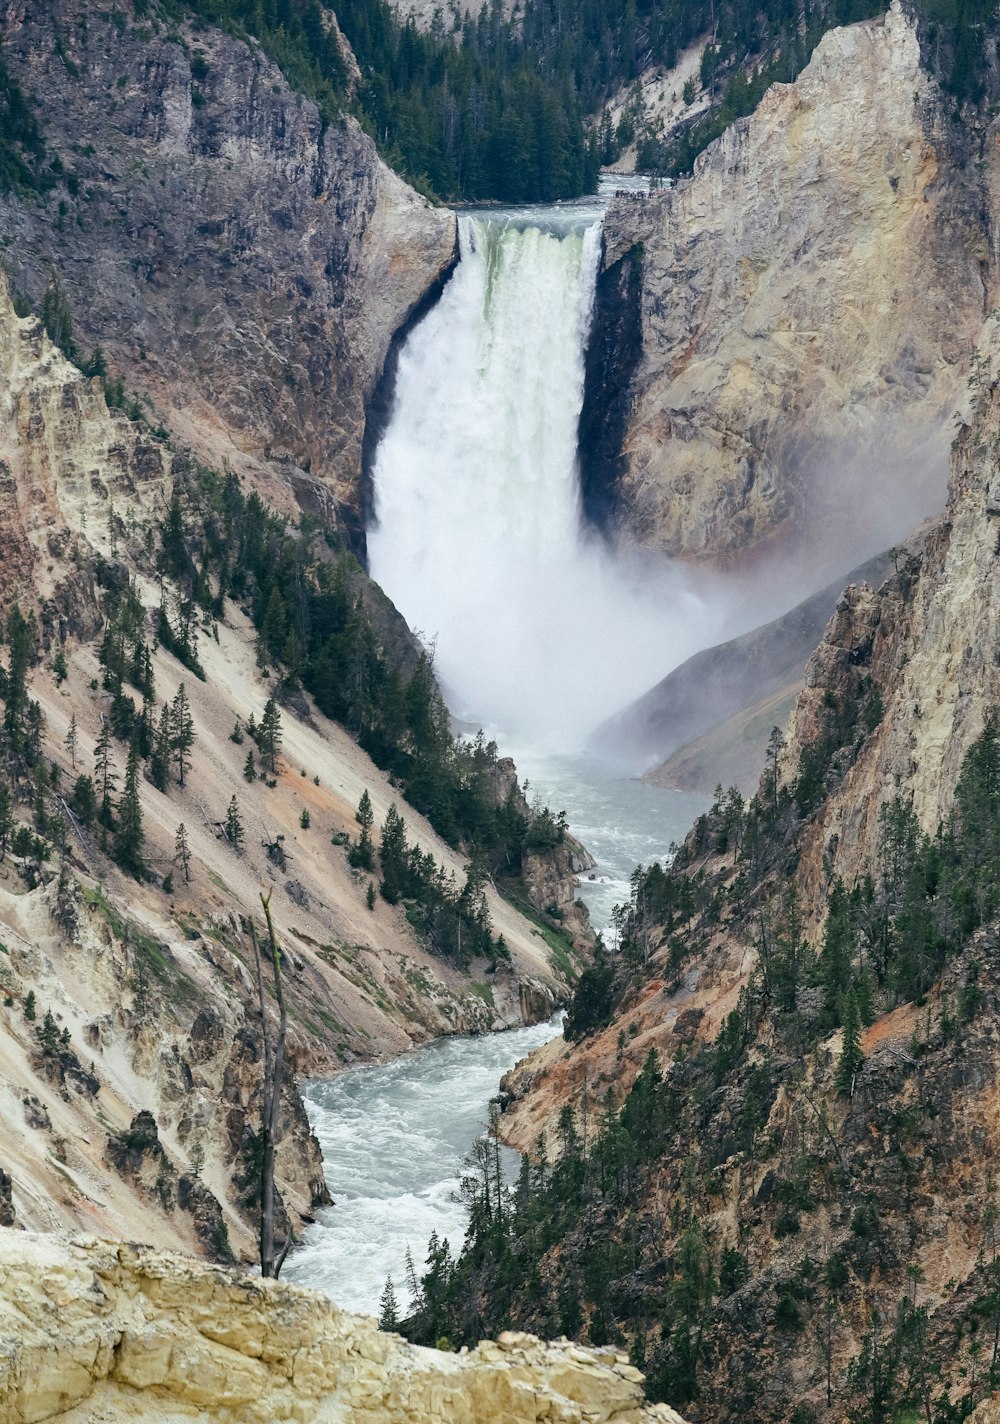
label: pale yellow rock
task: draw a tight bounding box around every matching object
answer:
[601,2,993,568]
[0,1233,687,1424]
[785,358,1000,907]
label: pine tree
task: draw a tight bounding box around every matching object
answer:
[836,987,865,1097]
[171,683,195,787]
[366,880,376,911]
[174,822,192,883]
[70,774,96,826]
[113,741,145,878]
[132,638,155,702]
[0,784,13,860]
[24,699,43,765]
[350,788,376,871]
[224,795,244,850]
[260,697,282,774]
[378,1276,400,1331]
[282,628,304,688]
[243,749,257,782]
[378,803,407,903]
[160,489,187,580]
[259,586,287,666]
[41,273,75,359]
[85,344,106,380]
[94,720,117,828]
[818,878,853,1023]
[36,1008,60,1056]
[151,703,172,791]
[64,711,78,769]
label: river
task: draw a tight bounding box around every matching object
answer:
[286,181,714,1314]
[282,1014,561,1314]
[284,748,707,1315]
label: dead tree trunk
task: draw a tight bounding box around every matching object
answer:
[250,890,290,1278]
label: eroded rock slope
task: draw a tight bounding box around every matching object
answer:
[0,0,456,544]
[0,269,581,1261]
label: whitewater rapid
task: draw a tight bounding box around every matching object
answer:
[367,209,718,751]
[283,1015,561,1315]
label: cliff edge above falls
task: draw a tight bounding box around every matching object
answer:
[588,1,997,573]
[0,0,456,541]
[0,1233,687,1424]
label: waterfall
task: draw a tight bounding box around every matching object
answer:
[367,212,714,751]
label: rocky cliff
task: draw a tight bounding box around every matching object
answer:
[486,333,1000,1421]
[0,0,456,546]
[588,2,995,575]
[0,267,576,1263]
[782,359,1000,920]
[0,1232,687,1424]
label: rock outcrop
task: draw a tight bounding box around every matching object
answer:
[490,759,596,950]
[0,270,172,619]
[0,1232,687,1424]
[590,2,994,572]
[0,0,456,545]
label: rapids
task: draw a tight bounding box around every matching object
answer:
[282,1015,561,1314]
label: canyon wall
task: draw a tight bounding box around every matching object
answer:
[0,0,456,545]
[589,2,997,576]
[495,353,1000,1422]
[0,271,575,1260]
[782,360,1000,917]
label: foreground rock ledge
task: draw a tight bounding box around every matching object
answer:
[0,1233,686,1424]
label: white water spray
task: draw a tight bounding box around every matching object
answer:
[367,213,718,751]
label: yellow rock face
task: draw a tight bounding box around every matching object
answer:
[600,2,993,569]
[0,1232,688,1424]
[0,273,172,615]
[786,362,1000,913]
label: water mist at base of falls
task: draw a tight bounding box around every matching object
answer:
[367,212,724,753]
